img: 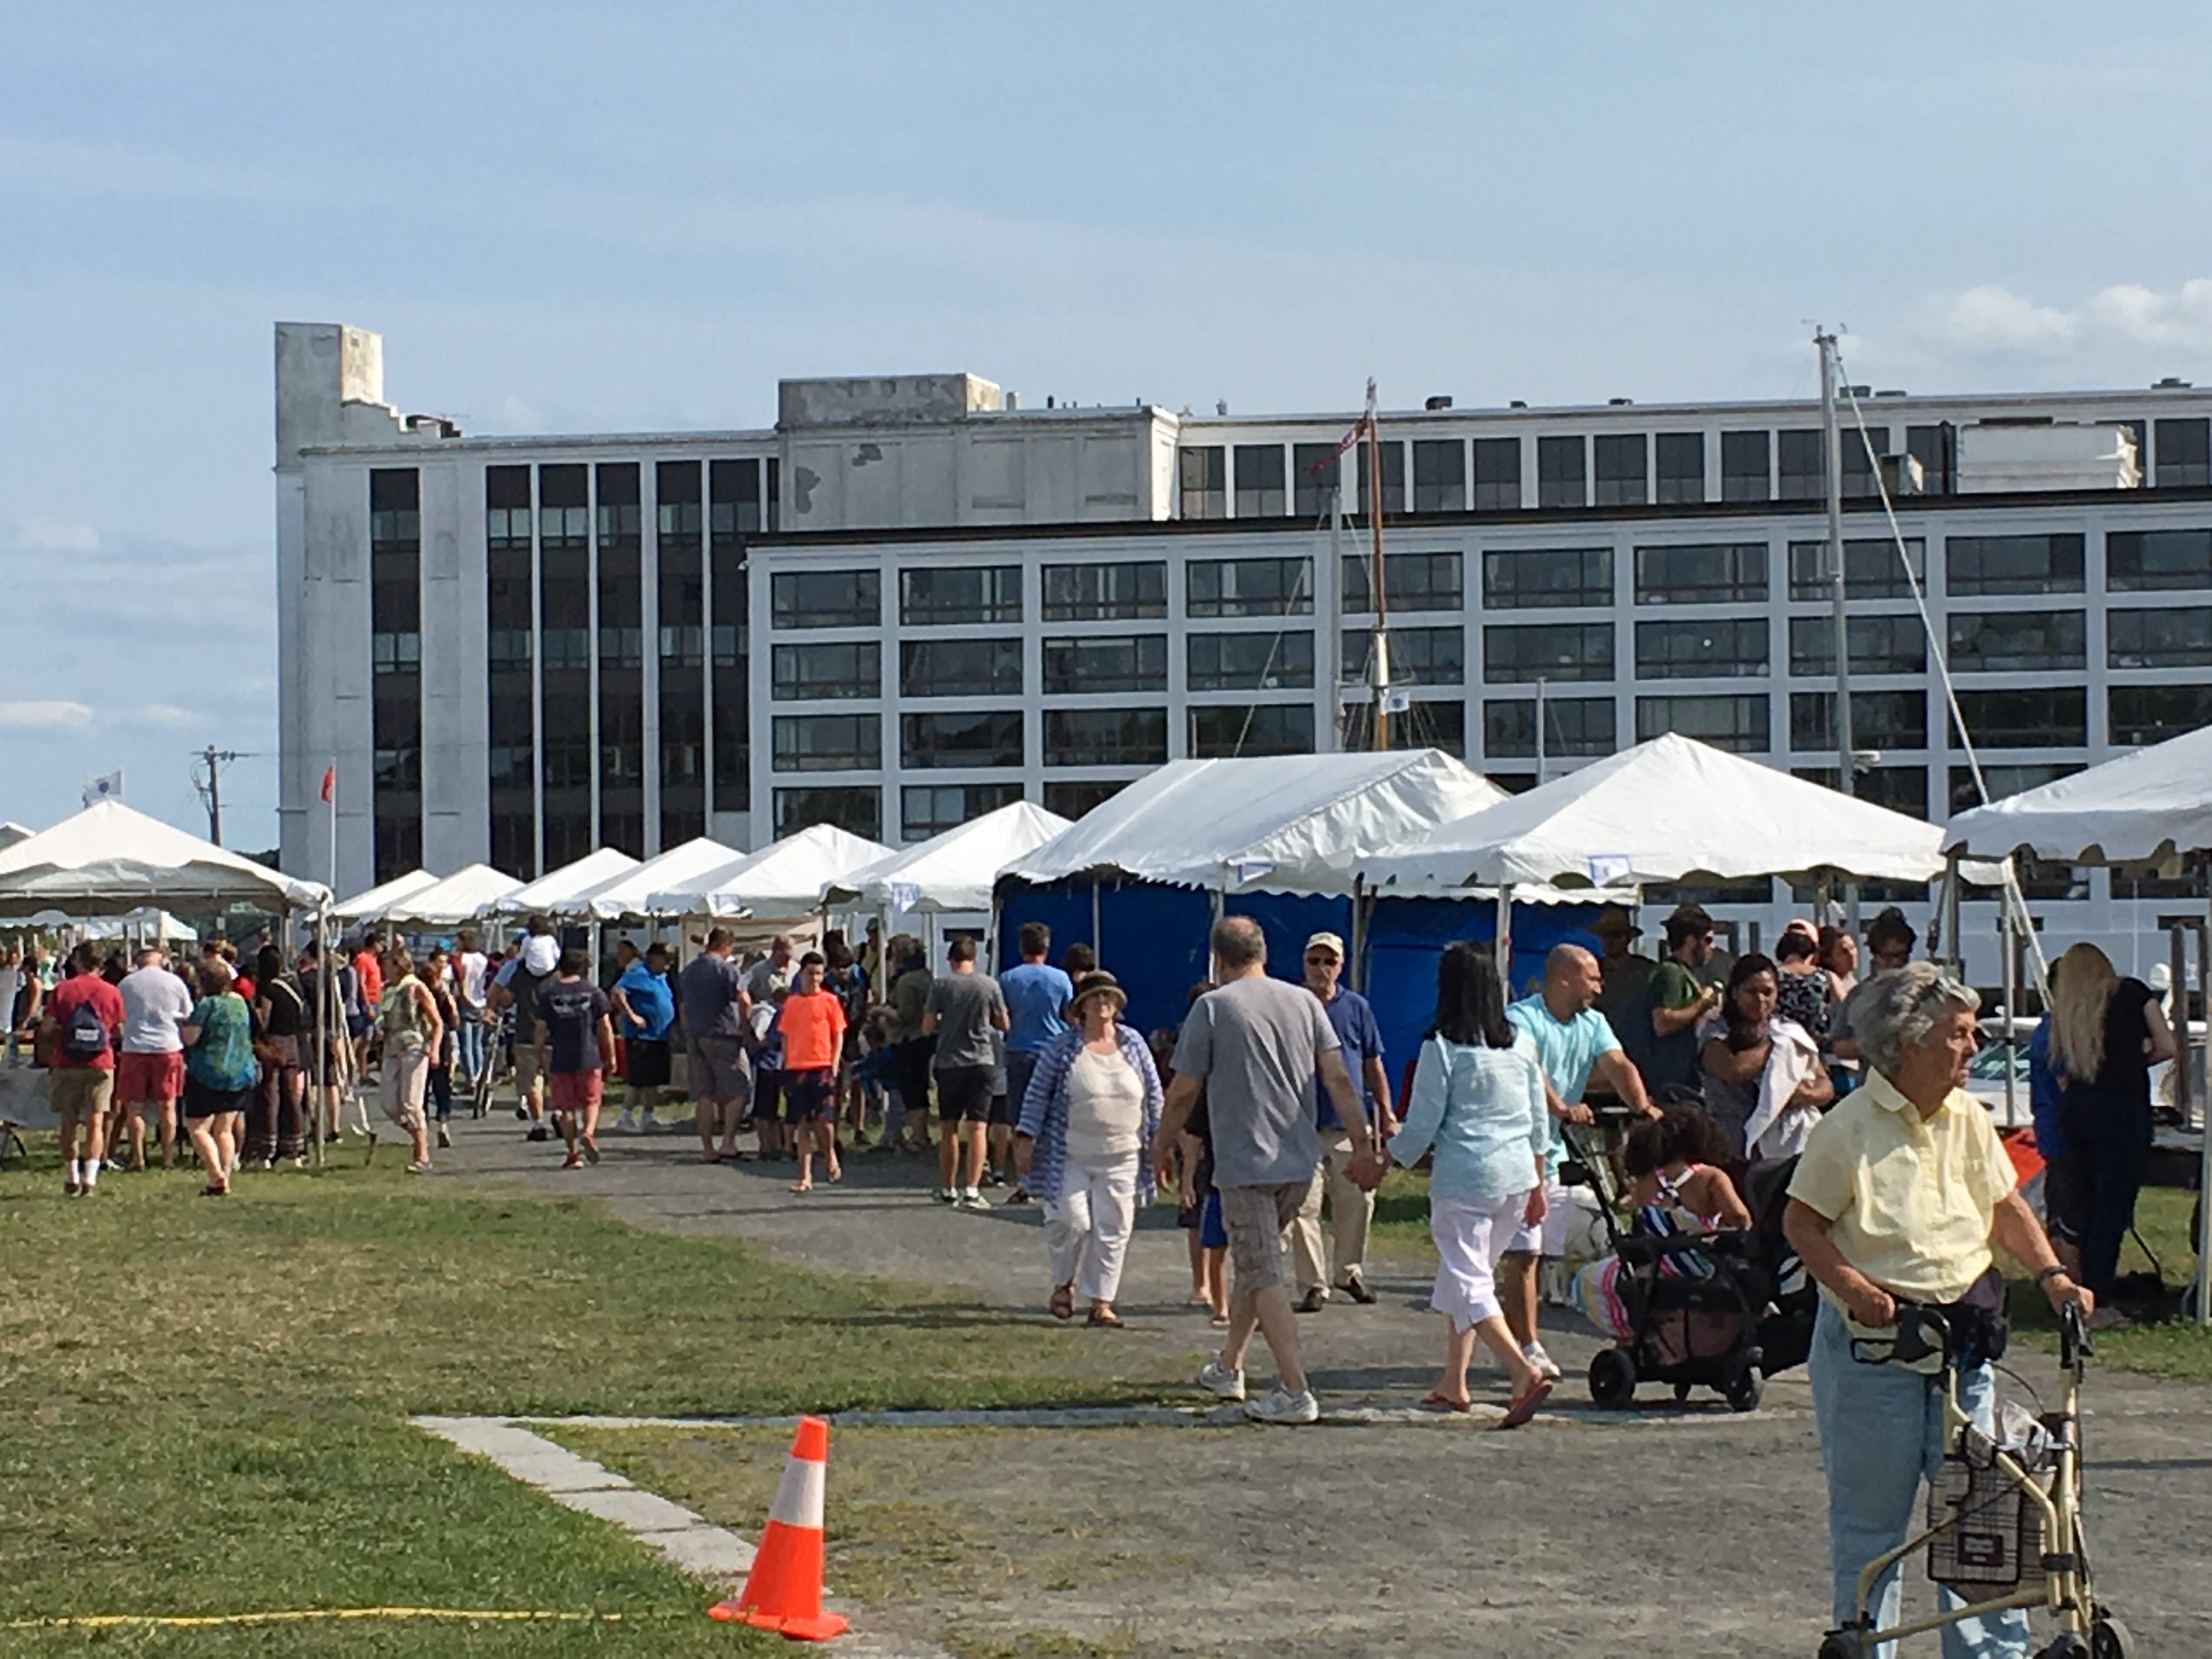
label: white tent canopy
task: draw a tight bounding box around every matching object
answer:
[380,863,523,927]
[0,822,33,851]
[1005,750,1504,895]
[826,802,1069,916]
[0,800,328,917]
[332,867,438,921]
[23,906,199,940]
[1945,721,2212,866]
[1358,734,1959,893]
[562,836,741,920]
[491,847,640,917]
[674,823,894,920]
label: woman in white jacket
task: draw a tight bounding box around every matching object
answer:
[1697,952,1831,1168]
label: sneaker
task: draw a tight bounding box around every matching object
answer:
[512,1103,528,1121]
[1195,1358,1246,1402]
[1295,1286,1328,1313]
[561,1150,584,1170]
[614,1111,635,1133]
[405,1159,433,1176]
[1245,1385,1321,1425]
[979,1167,1006,1188]
[526,1125,550,1143]
[435,1125,453,1149]
[957,1188,990,1210]
[580,1136,601,1166]
[1522,1341,1562,1383]
[933,1186,958,1204]
[1336,1274,1377,1305]
[636,1114,657,1134]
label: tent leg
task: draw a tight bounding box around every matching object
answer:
[2000,903,2017,1127]
[312,907,328,1171]
[2197,862,2212,1326]
[1349,877,1368,997]
[1495,884,1514,994]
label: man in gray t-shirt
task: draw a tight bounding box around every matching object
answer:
[922,936,1009,1207]
[1157,916,1373,1425]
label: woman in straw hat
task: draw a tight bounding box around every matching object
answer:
[1013,970,1162,1328]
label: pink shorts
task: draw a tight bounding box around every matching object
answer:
[549,1071,604,1114]
[116,1049,184,1105]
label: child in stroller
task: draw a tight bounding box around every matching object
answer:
[1568,1105,1817,1412]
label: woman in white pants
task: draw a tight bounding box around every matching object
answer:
[1013,971,1161,1329]
[1387,941,1555,1428]
[376,946,443,1175]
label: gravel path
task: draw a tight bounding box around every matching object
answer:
[436,1113,2212,1657]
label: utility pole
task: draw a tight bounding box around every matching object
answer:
[193,746,244,846]
[1817,328,1861,930]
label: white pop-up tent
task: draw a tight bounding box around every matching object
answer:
[826,802,1069,916]
[675,823,894,920]
[1007,749,1504,895]
[379,863,524,928]
[560,837,741,921]
[331,867,438,921]
[1358,733,1959,895]
[0,800,329,917]
[490,847,640,918]
[1946,720,2212,1324]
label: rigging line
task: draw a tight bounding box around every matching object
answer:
[1228,557,1312,759]
[1834,357,2051,992]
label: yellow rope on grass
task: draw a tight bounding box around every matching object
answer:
[2,1605,686,1630]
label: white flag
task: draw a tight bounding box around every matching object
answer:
[83,770,123,806]
[1380,686,1413,714]
[888,881,922,913]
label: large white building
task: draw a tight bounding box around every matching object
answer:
[275,321,2212,969]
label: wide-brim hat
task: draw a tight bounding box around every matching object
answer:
[1070,970,1127,1012]
[1594,905,1641,939]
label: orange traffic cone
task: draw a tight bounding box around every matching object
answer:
[707,1415,849,1640]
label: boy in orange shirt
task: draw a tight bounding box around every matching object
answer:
[777,951,848,1193]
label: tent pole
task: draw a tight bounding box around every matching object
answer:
[2197,857,2211,1326]
[1942,851,1963,978]
[1999,901,2017,1127]
[312,906,328,1170]
[1495,883,1514,994]
[1349,876,1368,996]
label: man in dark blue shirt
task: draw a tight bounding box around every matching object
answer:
[1290,931,1395,1310]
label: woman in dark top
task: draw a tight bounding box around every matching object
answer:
[245,945,308,1167]
[2049,941,2176,1327]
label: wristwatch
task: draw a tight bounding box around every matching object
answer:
[2034,1264,2072,1285]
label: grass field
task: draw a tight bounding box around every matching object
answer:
[0,1132,1160,1655]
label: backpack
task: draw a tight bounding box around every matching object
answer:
[60,992,111,1062]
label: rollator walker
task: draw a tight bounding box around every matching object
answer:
[1816,1300,2128,1659]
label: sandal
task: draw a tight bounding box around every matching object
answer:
[1048,1284,1074,1321]
[1418,1392,1472,1414]
[200,1184,229,1198]
[1498,1378,1554,1430]
[1087,1306,1125,1329]
[789,1180,814,1194]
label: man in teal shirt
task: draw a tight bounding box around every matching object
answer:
[1504,943,1656,1382]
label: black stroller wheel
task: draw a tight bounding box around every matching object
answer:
[1588,1346,1637,1408]
[2090,1616,2134,1659]
[1816,1633,1864,1659]
[1724,1363,1763,1413]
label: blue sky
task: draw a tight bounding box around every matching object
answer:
[4,2,2209,850]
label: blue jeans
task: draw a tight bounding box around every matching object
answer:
[1808,1300,2029,1658]
[454,1012,487,1087]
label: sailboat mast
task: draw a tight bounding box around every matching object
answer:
[1366,395,1391,748]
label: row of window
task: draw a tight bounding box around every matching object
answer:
[1172,417,2212,520]
[764,531,2212,631]
[482,459,780,551]
[766,682,2212,776]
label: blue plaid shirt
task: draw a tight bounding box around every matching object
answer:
[1014,1022,1163,1205]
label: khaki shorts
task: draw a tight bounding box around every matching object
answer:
[514,1042,548,1101]
[687,1034,752,1107]
[1217,1181,1309,1293]
[49,1066,114,1123]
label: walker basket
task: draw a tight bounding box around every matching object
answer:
[1925,1424,2050,1592]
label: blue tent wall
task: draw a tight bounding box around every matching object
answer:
[996,879,1604,1076]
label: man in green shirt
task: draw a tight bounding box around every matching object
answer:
[1633,903,1723,1096]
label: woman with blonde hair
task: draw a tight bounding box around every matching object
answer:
[2047,941,2174,1328]
[377,944,443,1175]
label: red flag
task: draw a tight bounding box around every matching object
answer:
[1306,379,1378,471]
[319,765,336,804]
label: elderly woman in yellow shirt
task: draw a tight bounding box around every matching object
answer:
[1784,963,2087,1659]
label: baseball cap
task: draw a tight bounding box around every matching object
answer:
[1304,932,1346,959]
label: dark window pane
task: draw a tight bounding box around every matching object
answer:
[1042,634,1167,693]
[775,786,881,841]
[1186,557,1313,618]
[1592,433,1647,507]
[1786,537,1927,600]
[1654,432,1703,504]
[1720,431,1770,503]
[1044,708,1169,768]
[1536,436,1585,509]
[1179,445,1226,519]
[2154,417,2211,488]
[709,456,763,539]
[771,641,881,701]
[1189,703,1315,758]
[899,637,1024,698]
[1949,687,2087,748]
[1776,429,1825,501]
[1293,443,1344,518]
[1788,690,1928,752]
[901,782,1024,841]
[1410,440,1465,512]
[1790,764,1928,820]
[1342,550,1462,613]
[1234,444,1288,516]
[771,713,881,772]
[1483,622,1614,684]
[1905,424,1956,493]
[1343,625,1464,686]
[2107,528,2212,591]
[1634,617,1769,679]
[1635,694,1769,752]
[901,709,1023,769]
[1044,779,1128,818]
[900,565,1021,625]
[1483,695,1615,759]
[1482,547,1612,609]
[1041,560,1167,621]
[1946,610,2086,673]
[1187,631,1315,692]
[772,569,882,629]
[1633,542,1768,605]
[1370,697,1464,757]
[2109,683,2212,747]
[1944,534,2084,596]
[2107,606,2212,669]
[1355,442,1406,516]
[1788,614,1927,678]
[1840,425,1888,499]
[1471,437,1521,510]
[1948,762,2085,816]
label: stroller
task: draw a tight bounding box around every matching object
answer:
[1561,1118,1816,1413]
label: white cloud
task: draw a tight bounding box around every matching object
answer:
[125,703,198,729]
[0,701,94,730]
[12,517,100,553]
[1917,279,2212,360]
